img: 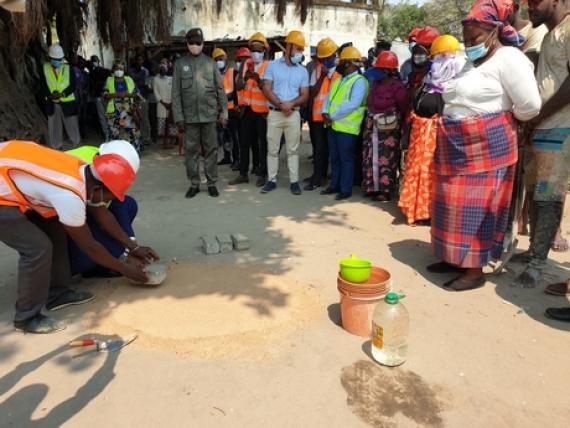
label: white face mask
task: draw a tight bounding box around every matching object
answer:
[114,70,124,78]
[236,61,242,69]
[251,51,264,64]
[189,44,203,56]
[216,60,226,70]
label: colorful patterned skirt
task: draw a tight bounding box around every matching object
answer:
[431,165,515,268]
[398,112,438,224]
[107,100,141,152]
[362,113,401,195]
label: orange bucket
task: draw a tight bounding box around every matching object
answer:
[337,267,391,337]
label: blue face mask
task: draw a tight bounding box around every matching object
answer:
[465,32,494,63]
[51,59,63,68]
[291,53,303,64]
[323,56,337,69]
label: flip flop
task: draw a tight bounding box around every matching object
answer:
[551,238,569,253]
[545,282,570,296]
[443,276,486,292]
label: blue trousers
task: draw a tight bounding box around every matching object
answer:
[69,195,138,275]
[328,129,356,195]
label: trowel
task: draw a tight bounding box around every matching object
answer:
[69,334,138,356]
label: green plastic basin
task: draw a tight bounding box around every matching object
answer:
[339,255,372,283]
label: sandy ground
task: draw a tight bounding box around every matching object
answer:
[0,140,569,428]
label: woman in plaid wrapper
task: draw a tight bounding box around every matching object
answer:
[427,0,541,291]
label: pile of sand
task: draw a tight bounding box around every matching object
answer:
[82,263,322,360]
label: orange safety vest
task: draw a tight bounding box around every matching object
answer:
[237,66,247,107]
[223,68,235,110]
[0,140,86,218]
[241,60,269,113]
[312,63,341,122]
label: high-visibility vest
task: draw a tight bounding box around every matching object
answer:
[105,76,136,114]
[241,60,269,113]
[237,66,247,107]
[0,140,86,218]
[43,63,76,103]
[328,73,369,136]
[312,63,340,122]
[223,68,235,110]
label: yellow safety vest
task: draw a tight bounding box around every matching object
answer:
[43,63,76,103]
[328,74,368,136]
[105,76,136,114]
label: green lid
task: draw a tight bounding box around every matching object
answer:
[385,292,404,305]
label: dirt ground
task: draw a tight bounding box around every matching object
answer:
[0,140,569,428]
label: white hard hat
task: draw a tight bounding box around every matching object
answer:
[99,140,140,174]
[48,44,65,59]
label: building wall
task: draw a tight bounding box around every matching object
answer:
[173,0,378,56]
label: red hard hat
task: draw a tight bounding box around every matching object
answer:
[373,51,399,70]
[408,28,422,42]
[92,153,136,202]
[237,47,252,59]
[415,27,440,46]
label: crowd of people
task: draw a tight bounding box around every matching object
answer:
[0,0,569,334]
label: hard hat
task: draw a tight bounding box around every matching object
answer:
[236,47,252,59]
[408,28,422,42]
[373,51,399,70]
[415,27,440,46]
[92,154,136,202]
[48,44,65,59]
[249,32,269,48]
[99,140,140,174]
[212,48,227,59]
[430,35,461,57]
[285,30,306,48]
[316,37,338,59]
[339,46,362,62]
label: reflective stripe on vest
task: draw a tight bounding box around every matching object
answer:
[329,74,369,136]
[242,61,269,113]
[312,64,340,122]
[0,140,86,218]
[43,63,76,103]
[223,68,235,110]
[105,76,136,114]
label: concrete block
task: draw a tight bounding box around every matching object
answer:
[231,233,250,251]
[216,234,233,253]
[201,236,220,255]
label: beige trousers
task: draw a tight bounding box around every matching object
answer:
[266,110,301,183]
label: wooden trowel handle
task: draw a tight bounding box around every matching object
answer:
[69,339,96,347]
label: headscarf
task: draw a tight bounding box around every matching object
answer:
[462,0,525,47]
[424,54,464,94]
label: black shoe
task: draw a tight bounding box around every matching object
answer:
[304,182,321,191]
[185,186,200,198]
[320,187,339,195]
[208,186,219,197]
[545,307,570,322]
[14,313,66,334]
[290,182,302,195]
[217,158,231,166]
[46,290,95,311]
[231,162,240,171]
[335,192,352,200]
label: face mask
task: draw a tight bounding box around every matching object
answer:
[216,60,226,70]
[413,54,428,66]
[336,62,348,75]
[189,44,203,56]
[291,53,303,64]
[408,42,416,53]
[92,61,100,68]
[236,61,242,69]
[51,59,63,68]
[251,51,264,64]
[323,56,337,69]
[114,69,124,78]
[86,188,108,208]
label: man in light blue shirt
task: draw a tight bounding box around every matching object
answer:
[261,30,309,195]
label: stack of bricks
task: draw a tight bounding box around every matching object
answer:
[201,233,250,255]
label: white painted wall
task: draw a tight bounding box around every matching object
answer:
[173,0,378,57]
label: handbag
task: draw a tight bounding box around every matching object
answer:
[373,110,399,131]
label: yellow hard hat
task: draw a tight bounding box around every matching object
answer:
[285,30,306,48]
[339,46,362,62]
[249,32,269,48]
[316,37,338,59]
[211,48,227,59]
[430,35,461,57]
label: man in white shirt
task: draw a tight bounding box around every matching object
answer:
[153,61,176,148]
[0,140,150,334]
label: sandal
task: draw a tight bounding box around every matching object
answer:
[545,281,570,296]
[443,276,486,292]
[551,238,569,252]
[373,194,391,202]
[426,262,465,274]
